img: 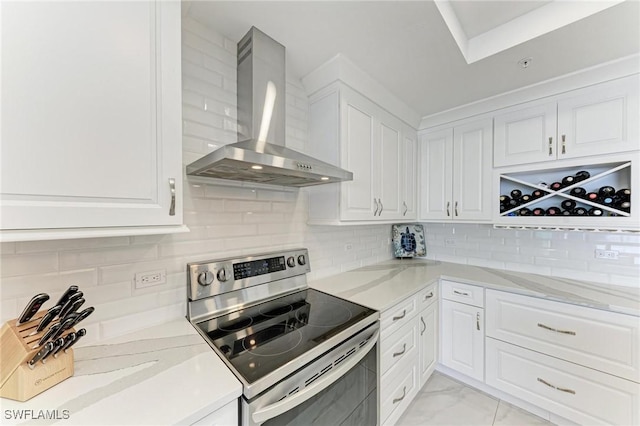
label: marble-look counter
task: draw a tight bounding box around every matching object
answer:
[0,320,241,425]
[310,259,640,316]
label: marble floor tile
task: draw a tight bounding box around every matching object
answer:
[396,372,499,426]
[493,400,551,426]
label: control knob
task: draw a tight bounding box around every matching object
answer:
[297,255,306,266]
[197,271,214,286]
[217,268,229,282]
[287,256,296,268]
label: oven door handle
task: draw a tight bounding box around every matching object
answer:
[252,328,380,425]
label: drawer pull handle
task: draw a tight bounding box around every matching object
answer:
[421,316,426,335]
[446,201,450,217]
[476,312,480,331]
[168,178,176,216]
[424,291,434,300]
[393,386,407,404]
[392,310,406,321]
[537,323,576,336]
[548,137,553,156]
[537,377,576,395]
[561,134,566,154]
[453,290,469,297]
[393,343,406,358]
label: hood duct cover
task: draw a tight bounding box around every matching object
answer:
[186,27,353,187]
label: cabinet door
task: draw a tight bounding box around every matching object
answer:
[441,299,484,382]
[1,1,182,231]
[558,76,639,160]
[401,131,417,220]
[340,90,378,220]
[493,102,557,167]
[419,303,437,388]
[418,129,453,220]
[378,114,403,219]
[453,118,493,221]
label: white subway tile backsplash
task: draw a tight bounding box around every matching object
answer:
[1,269,97,299]
[59,245,158,271]
[1,253,58,278]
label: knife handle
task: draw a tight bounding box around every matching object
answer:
[28,342,54,368]
[17,293,50,325]
[51,317,76,341]
[71,307,94,328]
[43,338,65,362]
[64,328,86,353]
[35,323,61,348]
[30,305,62,336]
[54,285,79,310]
[58,332,77,355]
[59,292,83,318]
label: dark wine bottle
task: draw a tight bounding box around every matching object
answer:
[520,194,532,204]
[499,195,511,205]
[585,192,599,202]
[500,204,507,214]
[545,207,562,216]
[569,187,586,198]
[531,189,545,199]
[518,208,532,216]
[532,207,545,216]
[510,189,522,200]
[616,200,631,212]
[561,199,577,210]
[599,196,615,207]
[615,188,631,201]
[588,207,604,216]
[561,175,576,187]
[561,209,572,216]
[550,182,563,191]
[573,207,588,216]
[508,199,520,208]
[574,170,591,182]
[598,186,616,197]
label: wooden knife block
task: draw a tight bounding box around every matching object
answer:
[0,312,74,401]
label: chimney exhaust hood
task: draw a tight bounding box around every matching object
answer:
[186,27,353,187]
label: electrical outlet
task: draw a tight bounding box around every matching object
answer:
[594,249,619,260]
[445,238,456,246]
[345,243,353,251]
[135,270,166,289]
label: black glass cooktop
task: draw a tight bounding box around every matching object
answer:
[196,288,376,384]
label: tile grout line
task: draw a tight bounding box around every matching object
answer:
[492,399,500,426]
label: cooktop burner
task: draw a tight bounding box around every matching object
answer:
[196,288,375,384]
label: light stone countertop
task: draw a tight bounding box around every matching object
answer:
[309,259,640,317]
[0,319,242,425]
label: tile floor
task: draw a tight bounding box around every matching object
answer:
[397,372,553,426]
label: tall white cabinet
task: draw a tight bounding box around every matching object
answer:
[418,117,493,221]
[308,83,417,224]
[0,1,184,241]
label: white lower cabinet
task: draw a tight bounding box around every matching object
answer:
[486,338,639,426]
[440,282,484,382]
[418,302,437,389]
[190,400,238,426]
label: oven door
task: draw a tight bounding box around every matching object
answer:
[241,323,379,426]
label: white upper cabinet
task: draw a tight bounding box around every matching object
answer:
[0,1,184,241]
[419,117,492,221]
[308,83,417,224]
[494,75,639,167]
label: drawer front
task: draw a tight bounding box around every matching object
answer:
[441,280,484,307]
[418,283,438,309]
[380,316,418,376]
[381,361,418,426]
[381,294,418,339]
[486,337,639,426]
[486,289,640,382]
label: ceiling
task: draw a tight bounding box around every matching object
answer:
[185,1,640,119]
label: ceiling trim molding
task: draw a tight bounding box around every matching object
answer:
[435,0,625,64]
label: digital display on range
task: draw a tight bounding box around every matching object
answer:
[233,256,286,280]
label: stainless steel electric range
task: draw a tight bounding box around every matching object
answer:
[187,249,380,426]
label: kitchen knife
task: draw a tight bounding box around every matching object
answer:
[54,285,79,311]
[50,316,76,341]
[56,333,76,357]
[58,291,83,318]
[27,305,62,336]
[70,307,94,328]
[16,293,50,325]
[43,337,65,362]
[60,297,85,320]
[34,322,61,348]
[64,328,86,353]
[28,342,54,369]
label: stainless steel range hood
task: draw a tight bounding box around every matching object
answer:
[186,27,353,187]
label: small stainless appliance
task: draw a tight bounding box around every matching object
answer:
[187,249,379,426]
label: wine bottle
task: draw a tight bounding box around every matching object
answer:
[561,199,576,210]
[500,204,507,214]
[616,200,631,212]
[510,189,522,200]
[520,194,532,204]
[574,170,591,182]
[599,196,615,207]
[585,192,599,202]
[549,182,563,191]
[561,209,572,216]
[499,195,511,205]
[573,207,588,216]
[532,208,545,216]
[598,186,615,197]
[531,189,545,199]
[561,175,576,187]
[518,208,532,216]
[615,188,631,201]
[545,207,562,216]
[588,207,604,216]
[569,187,586,198]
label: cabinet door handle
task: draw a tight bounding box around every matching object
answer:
[537,377,575,395]
[169,178,176,216]
[548,137,553,156]
[424,291,434,300]
[476,312,480,331]
[537,323,576,336]
[453,290,469,297]
[393,343,406,358]
[392,310,406,321]
[421,316,426,335]
[454,201,459,216]
[561,134,566,154]
[403,201,408,216]
[373,198,379,216]
[446,201,451,217]
[393,386,407,404]
[378,199,383,216]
